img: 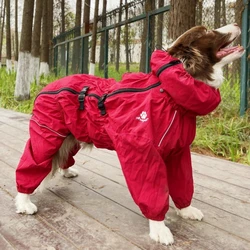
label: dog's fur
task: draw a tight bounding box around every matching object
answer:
[15,24,245,245]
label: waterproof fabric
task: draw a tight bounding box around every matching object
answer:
[16,50,221,221]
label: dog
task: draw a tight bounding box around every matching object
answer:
[15,24,244,246]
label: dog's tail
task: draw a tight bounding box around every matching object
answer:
[52,134,93,176]
[36,135,93,193]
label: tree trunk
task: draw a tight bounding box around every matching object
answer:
[99,0,107,71]
[14,0,18,71]
[82,0,90,74]
[40,0,49,76]
[115,0,122,72]
[6,0,12,73]
[196,0,203,25]
[60,0,65,68]
[139,0,155,72]
[156,0,164,49]
[168,0,196,40]
[221,0,228,78]
[89,0,99,75]
[232,0,244,82]
[71,0,82,73]
[214,0,221,28]
[0,0,5,68]
[15,0,35,101]
[48,0,53,69]
[124,0,129,71]
[30,0,43,84]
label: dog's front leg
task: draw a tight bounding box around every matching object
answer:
[15,192,38,214]
[149,220,174,245]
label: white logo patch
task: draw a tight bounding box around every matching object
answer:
[136,111,148,122]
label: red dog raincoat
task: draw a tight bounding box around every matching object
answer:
[16,50,221,221]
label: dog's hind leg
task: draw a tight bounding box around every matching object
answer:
[52,134,82,178]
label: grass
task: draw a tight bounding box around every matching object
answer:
[0,65,249,165]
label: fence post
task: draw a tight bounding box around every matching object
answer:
[146,13,152,73]
[104,29,109,78]
[66,42,69,76]
[53,40,58,76]
[240,0,249,116]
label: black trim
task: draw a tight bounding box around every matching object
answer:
[36,82,162,116]
[156,60,181,77]
[36,87,80,99]
[107,82,161,98]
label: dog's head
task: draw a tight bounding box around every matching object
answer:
[167,24,245,85]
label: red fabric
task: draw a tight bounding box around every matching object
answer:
[16,50,221,221]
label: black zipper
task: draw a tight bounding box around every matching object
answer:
[35,87,101,100]
[106,81,161,98]
[36,82,161,115]
[36,82,161,100]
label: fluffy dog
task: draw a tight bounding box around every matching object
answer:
[15,24,244,246]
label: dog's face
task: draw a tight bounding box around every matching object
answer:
[167,24,245,83]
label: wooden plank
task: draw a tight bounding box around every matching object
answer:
[51,175,250,250]
[0,163,142,250]
[0,234,15,250]
[194,172,250,202]
[73,159,250,242]
[0,189,78,250]
[1,108,250,249]
[193,162,250,189]
[192,153,250,176]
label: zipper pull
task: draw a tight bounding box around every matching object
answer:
[78,86,89,110]
[98,94,107,115]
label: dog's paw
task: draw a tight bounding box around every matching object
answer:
[15,193,38,215]
[149,220,174,246]
[176,205,204,221]
[62,168,78,178]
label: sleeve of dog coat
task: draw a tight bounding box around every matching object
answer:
[151,50,221,115]
[113,133,169,221]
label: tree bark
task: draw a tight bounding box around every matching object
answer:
[71,0,82,73]
[124,0,129,71]
[168,0,196,40]
[15,0,35,101]
[0,0,5,68]
[48,0,53,69]
[30,0,43,84]
[89,0,99,75]
[115,0,122,72]
[156,0,164,49]
[214,0,221,29]
[6,0,12,72]
[14,0,18,70]
[82,0,90,73]
[40,0,49,75]
[139,0,155,72]
[99,0,107,71]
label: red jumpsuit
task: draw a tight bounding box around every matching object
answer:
[16,50,221,221]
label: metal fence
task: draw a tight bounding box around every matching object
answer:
[53,0,250,115]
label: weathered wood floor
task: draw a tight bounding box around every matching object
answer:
[0,107,250,250]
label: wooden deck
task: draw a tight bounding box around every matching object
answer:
[0,107,249,250]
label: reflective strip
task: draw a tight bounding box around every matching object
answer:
[30,118,68,138]
[158,110,177,147]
